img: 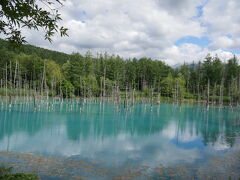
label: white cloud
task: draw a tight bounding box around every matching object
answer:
[161,43,239,65]
[0,127,201,167]
[162,121,200,142]
[201,0,240,51]
[15,0,240,65]
[209,36,234,49]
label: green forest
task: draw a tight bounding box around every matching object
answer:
[0,39,240,105]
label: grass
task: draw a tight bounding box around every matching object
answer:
[0,166,39,180]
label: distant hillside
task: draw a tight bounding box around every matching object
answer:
[171,63,182,69]
[0,39,71,64]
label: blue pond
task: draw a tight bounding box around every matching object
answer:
[0,100,239,179]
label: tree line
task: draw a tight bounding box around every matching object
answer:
[0,39,240,105]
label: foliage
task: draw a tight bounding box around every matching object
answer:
[161,73,175,97]
[45,60,62,84]
[175,73,186,99]
[0,40,240,103]
[0,0,68,43]
[60,79,75,98]
[0,39,71,64]
[0,166,38,180]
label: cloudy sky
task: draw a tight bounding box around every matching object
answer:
[24,0,240,65]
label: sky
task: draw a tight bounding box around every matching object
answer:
[22,0,240,65]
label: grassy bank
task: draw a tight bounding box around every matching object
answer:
[0,166,39,180]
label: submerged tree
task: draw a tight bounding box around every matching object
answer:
[1,40,240,105]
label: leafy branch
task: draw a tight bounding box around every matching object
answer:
[0,0,68,44]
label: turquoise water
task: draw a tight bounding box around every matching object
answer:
[0,100,240,179]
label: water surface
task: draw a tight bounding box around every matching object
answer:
[0,101,240,179]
